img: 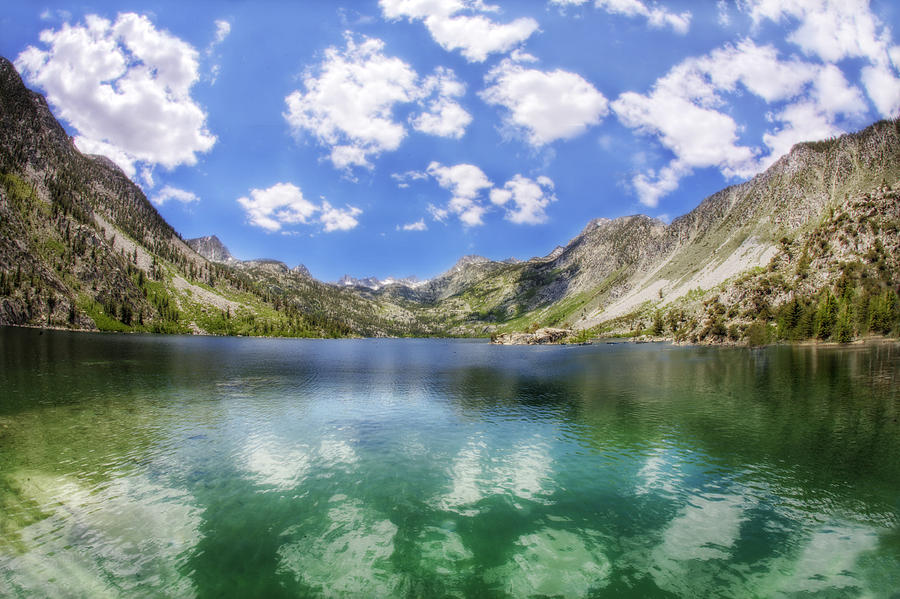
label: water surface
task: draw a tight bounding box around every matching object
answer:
[1,328,898,597]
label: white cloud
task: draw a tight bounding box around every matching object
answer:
[74,137,139,178]
[151,185,199,206]
[596,0,691,33]
[551,0,691,34]
[380,0,538,62]
[427,161,491,226]
[426,161,493,226]
[284,33,418,170]
[238,183,319,232]
[320,202,362,232]
[426,161,493,198]
[284,33,470,170]
[744,0,886,63]
[237,183,362,233]
[861,64,900,117]
[630,161,691,208]
[717,0,731,26]
[742,0,900,117]
[213,19,231,44]
[611,35,876,205]
[399,219,428,231]
[481,60,609,146]
[489,174,557,224]
[15,13,216,177]
[391,170,430,188]
[613,88,756,179]
[410,67,472,138]
[428,203,450,222]
[761,102,843,168]
[699,40,816,103]
[140,166,154,188]
[812,64,867,117]
[421,162,556,225]
[205,19,232,84]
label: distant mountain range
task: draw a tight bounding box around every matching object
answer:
[1,56,897,343]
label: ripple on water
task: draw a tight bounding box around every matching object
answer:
[277,496,400,597]
[483,527,611,598]
[0,470,201,598]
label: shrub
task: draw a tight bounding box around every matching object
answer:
[745,322,770,347]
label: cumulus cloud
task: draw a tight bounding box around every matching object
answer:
[742,0,900,118]
[380,0,539,62]
[15,13,216,178]
[237,182,361,233]
[417,162,557,226]
[489,174,557,224]
[761,102,844,166]
[481,60,609,146]
[426,161,494,226]
[399,219,428,231]
[238,183,319,232]
[427,161,493,199]
[551,0,691,34]
[150,185,199,207]
[284,33,470,170]
[320,202,362,232]
[411,67,472,138]
[861,64,900,117]
[611,37,874,206]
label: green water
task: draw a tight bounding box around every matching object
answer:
[1,327,898,598]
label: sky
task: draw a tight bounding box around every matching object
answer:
[2,1,899,282]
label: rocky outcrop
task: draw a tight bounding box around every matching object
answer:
[186,235,238,265]
[491,328,571,345]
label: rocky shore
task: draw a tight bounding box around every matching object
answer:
[490,327,572,345]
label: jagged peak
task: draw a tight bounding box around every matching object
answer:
[292,264,311,278]
[453,254,490,268]
[186,235,238,264]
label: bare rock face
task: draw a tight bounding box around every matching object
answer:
[186,235,238,265]
[491,327,571,345]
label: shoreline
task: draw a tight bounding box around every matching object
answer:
[3,322,897,348]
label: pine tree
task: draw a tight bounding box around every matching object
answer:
[817,290,839,339]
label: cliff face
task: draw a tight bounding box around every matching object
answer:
[186,236,238,265]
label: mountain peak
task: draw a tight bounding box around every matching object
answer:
[186,235,238,265]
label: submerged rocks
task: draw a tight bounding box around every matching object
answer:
[491,327,572,345]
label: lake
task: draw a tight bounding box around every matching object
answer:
[1,327,898,598]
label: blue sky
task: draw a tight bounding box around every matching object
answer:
[2,1,899,281]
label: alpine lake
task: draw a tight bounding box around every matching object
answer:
[1,326,898,598]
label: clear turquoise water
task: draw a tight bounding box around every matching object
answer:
[1,327,898,598]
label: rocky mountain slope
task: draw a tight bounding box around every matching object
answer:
[378,119,899,344]
[185,235,239,265]
[0,56,424,338]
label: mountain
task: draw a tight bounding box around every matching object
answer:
[186,235,238,265]
[389,120,900,343]
[336,273,427,291]
[1,55,897,344]
[187,235,314,278]
[0,56,424,338]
